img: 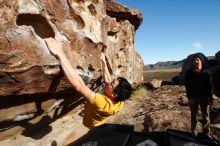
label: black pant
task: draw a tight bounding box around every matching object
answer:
[189,98,210,135]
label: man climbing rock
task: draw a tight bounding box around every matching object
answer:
[44,37,132,128]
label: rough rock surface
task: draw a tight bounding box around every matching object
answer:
[0,0,143,96]
[0,0,143,141]
[0,103,90,146]
[146,79,162,90]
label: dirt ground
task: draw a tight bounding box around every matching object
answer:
[108,85,220,141]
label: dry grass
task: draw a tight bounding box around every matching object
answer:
[130,87,147,100]
[143,68,181,82]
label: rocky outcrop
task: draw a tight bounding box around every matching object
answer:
[178,52,220,97]
[0,0,143,140]
[145,79,162,90]
[216,51,220,64]
[105,0,143,30]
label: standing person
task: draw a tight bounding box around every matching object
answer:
[185,53,213,137]
[44,38,132,128]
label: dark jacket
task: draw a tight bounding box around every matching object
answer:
[185,53,213,100]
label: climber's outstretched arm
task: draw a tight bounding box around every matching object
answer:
[100,52,112,84]
[44,38,95,103]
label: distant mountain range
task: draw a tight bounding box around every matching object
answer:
[144,56,214,70]
[144,60,185,70]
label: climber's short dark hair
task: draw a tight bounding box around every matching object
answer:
[114,77,132,102]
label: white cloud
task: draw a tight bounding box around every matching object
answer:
[192,42,203,50]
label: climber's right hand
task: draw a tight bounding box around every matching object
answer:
[44,37,63,58]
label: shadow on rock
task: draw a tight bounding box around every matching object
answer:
[21,115,52,140]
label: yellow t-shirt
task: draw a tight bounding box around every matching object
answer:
[83,93,124,127]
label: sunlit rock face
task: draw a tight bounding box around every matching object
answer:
[0,0,143,140]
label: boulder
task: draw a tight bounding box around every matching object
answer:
[105,0,143,30]
[210,65,220,97]
[216,51,220,64]
[0,0,143,140]
[146,79,162,90]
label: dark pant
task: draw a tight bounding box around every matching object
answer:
[189,98,210,135]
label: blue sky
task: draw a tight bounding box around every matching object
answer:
[116,0,220,64]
